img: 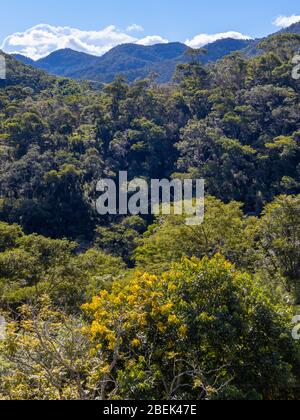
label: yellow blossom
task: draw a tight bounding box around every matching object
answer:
[127,295,136,304]
[160,302,173,315]
[131,338,141,348]
[100,290,109,299]
[157,322,166,333]
[131,284,140,294]
[168,314,179,325]
[168,282,177,292]
[178,325,188,337]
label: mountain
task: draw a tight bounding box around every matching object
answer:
[280,21,300,35]
[243,21,300,56]
[70,42,189,83]
[201,38,253,62]
[13,39,252,83]
[34,48,100,77]
[14,42,188,83]
[12,21,300,84]
[13,54,35,66]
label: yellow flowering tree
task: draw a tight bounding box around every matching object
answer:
[0,296,103,400]
[83,255,299,400]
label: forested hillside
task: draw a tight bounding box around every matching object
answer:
[1,33,300,400]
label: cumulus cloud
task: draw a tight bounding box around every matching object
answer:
[185,31,252,49]
[126,24,144,33]
[136,35,169,46]
[273,15,300,28]
[1,23,170,59]
[1,24,138,60]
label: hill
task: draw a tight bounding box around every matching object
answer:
[13,39,252,83]
[0,51,56,92]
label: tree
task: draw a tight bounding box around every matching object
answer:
[82,255,299,400]
[0,296,101,400]
[258,195,300,303]
[95,216,147,264]
[135,196,256,273]
[0,224,125,310]
[5,112,47,157]
[0,222,23,252]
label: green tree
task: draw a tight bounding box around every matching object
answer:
[258,195,300,303]
[135,197,257,273]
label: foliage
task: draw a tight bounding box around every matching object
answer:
[2,257,298,400]
[0,222,125,309]
[81,255,299,400]
[1,35,300,237]
[257,195,300,303]
[135,196,257,273]
[1,32,300,400]
[0,296,101,400]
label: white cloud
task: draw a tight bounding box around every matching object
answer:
[273,15,300,28]
[136,35,169,46]
[1,23,169,59]
[1,24,138,60]
[185,31,252,49]
[126,24,144,33]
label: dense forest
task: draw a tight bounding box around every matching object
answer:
[0,33,300,400]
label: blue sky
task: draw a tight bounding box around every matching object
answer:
[1,0,299,59]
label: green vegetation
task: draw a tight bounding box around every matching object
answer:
[0,33,300,400]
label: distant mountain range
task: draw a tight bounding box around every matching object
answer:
[11,22,300,83]
[13,39,252,83]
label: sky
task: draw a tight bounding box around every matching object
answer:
[0,0,299,59]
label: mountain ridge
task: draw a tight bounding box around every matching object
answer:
[11,21,300,83]
[12,39,252,83]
